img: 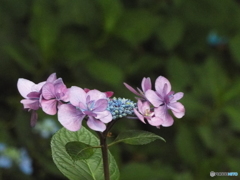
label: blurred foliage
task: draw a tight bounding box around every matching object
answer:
[1,0,240,179]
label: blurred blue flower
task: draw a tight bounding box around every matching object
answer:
[0,155,12,168]
[207,32,228,46]
[34,118,60,138]
[18,148,33,175]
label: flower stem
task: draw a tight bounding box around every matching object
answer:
[99,132,110,180]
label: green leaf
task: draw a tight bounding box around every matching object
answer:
[65,141,96,161]
[109,130,165,146]
[51,127,119,180]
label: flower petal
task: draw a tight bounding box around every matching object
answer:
[168,102,185,118]
[41,99,57,115]
[145,90,162,107]
[87,90,106,101]
[42,83,55,100]
[154,106,174,127]
[87,117,106,132]
[155,76,171,96]
[172,92,184,102]
[95,111,112,123]
[123,83,142,96]
[141,77,151,92]
[20,99,40,110]
[70,86,86,107]
[93,99,108,112]
[148,117,163,126]
[46,73,57,82]
[134,108,145,123]
[58,104,85,131]
[17,79,35,98]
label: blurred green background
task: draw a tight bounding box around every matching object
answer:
[1,0,240,179]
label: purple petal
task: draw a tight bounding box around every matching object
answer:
[94,99,108,112]
[42,83,55,100]
[148,117,163,126]
[46,73,57,82]
[145,90,162,107]
[70,86,86,107]
[27,92,41,98]
[87,90,106,101]
[171,92,184,102]
[58,104,85,131]
[141,101,151,113]
[123,83,142,96]
[168,102,185,118]
[134,108,145,123]
[20,99,40,110]
[155,76,171,96]
[95,111,112,123]
[33,82,46,92]
[154,106,174,127]
[41,99,57,115]
[87,117,106,132]
[17,79,35,98]
[141,77,152,92]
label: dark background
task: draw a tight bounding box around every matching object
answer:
[0,0,240,179]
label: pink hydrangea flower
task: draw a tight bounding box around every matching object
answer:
[145,76,185,127]
[58,86,112,132]
[124,77,152,101]
[134,100,163,126]
[17,73,57,126]
[41,78,69,115]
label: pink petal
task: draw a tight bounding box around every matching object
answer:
[154,106,174,127]
[105,91,114,98]
[33,81,46,92]
[142,77,152,92]
[58,104,85,131]
[148,117,163,126]
[134,108,145,123]
[41,99,57,115]
[96,111,112,123]
[155,76,171,96]
[42,83,55,100]
[141,101,151,113]
[94,99,108,112]
[145,90,162,107]
[20,99,40,110]
[87,117,106,132]
[168,102,185,118]
[123,83,142,96]
[172,92,184,102]
[17,78,35,98]
[46,73,57,82]
[87,90,106,101]
[70,86,86,107]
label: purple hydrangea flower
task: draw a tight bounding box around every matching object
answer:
[41,78,69,115]
[134,100,163,126]
[58,86,112,132]
[17,73,57,126]
[145,76,185,127]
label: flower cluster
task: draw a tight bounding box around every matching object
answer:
[107,97,136,119]
[17,73,185,132]
[124,76,185,128]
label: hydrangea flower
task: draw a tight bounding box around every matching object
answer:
[107,97,136,119]
[17,73,57,126]
[123,77,152,101]
[58,86,112,132]
[41,78,69,115]
[145,76,185,127]
[134,100,163,126]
